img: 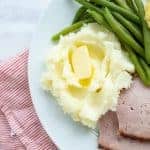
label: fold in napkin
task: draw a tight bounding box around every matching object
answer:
[0,50,57,150]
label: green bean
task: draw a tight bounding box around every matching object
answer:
[87,10,111,31]
[72,6,87,24]
[134,0,145,18]
[142,23,150,64]
[81,12,92,20]
[127,47,149,85]
[124,45,150,86]
[140,59,150,79]
[134,0,150,64]
[75,0,103,15]
[113,12,143,44]
[52,19,91,41]
[135,57,150,86]
[126,0,138,14]
[103,8,144,57]
[89,0,140,24]
[113,0,130,10]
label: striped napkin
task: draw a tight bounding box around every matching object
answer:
[0,50,57,150]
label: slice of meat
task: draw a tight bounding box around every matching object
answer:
[98,111,150,150]
[117,77,150,140]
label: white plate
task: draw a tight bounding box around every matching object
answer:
[28,0,97,150]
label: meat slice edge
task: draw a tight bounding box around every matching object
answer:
[117,77,150,140]
[98,111,150,150]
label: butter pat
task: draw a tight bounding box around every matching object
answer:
[71,46,92,79]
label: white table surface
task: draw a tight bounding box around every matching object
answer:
[0,0,48,60]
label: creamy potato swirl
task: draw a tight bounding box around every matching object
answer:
[41,23,134,128]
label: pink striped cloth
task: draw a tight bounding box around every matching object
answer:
[0,50,57,150]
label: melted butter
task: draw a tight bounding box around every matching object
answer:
[71,46,92,79]
[75,41,105,60]
[67,85,86,99]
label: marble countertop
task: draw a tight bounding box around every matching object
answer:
[0,0,48,60]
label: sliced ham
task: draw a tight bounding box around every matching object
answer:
[98,111,150,150]
[117,77,150,140]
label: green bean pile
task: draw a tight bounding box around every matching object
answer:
[52,0,150,86]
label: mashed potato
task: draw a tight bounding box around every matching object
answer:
[41,23,134,128]
[145,1,150,27]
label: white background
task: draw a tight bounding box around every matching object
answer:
[0,0,48,60]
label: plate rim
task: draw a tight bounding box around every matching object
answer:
[28,0,99,149]
[28,0,59,146]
